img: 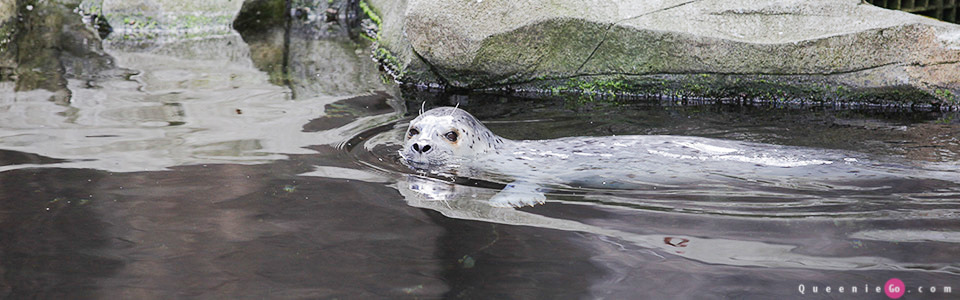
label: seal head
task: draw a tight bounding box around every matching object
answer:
[401,107,505,170]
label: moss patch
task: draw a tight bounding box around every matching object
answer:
[359,1,381,27]
[373,46,403,78]
[497,73,948,109]
[934,89,958,105]
[464,18,608,88]
[360,0,406,81]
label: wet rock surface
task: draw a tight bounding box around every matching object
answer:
[369,0,960,106]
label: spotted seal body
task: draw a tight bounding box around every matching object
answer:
[401,107,865,207]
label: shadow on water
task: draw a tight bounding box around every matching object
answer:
[0,168,121,298]
[1,0,960,298]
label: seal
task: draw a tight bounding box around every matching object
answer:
[400,107,860,207]
[399,106,506,170]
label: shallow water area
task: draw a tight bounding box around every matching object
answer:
[3,9,960,299]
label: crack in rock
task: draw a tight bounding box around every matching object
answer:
[575,23,614,73]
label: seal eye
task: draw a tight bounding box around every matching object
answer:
[444,131,458,142]
[408,128,419,136]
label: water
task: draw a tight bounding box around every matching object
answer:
[3,10,960,300]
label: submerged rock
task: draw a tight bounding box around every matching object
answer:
[368,0,960,106]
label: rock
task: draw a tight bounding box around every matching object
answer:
[366,0,443,87]
[368,0,960,106]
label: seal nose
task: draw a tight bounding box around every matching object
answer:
[412,143,432,154]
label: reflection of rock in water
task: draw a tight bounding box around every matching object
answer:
[0,0,14,62]
[1,26,387,172]
[1,0,398,172]
[236,0,386,98]
[286,37,386,98]
[2,2,401,173]
[103,33,272,92]
[88,0,242,41]
[1,0,120,103]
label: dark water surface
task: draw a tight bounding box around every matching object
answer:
[3,11,960,300]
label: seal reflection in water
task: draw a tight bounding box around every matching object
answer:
[400,107,871,207]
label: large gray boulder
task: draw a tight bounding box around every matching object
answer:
[368,0,960,105]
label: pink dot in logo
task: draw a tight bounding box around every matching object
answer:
[885,278,905,299]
